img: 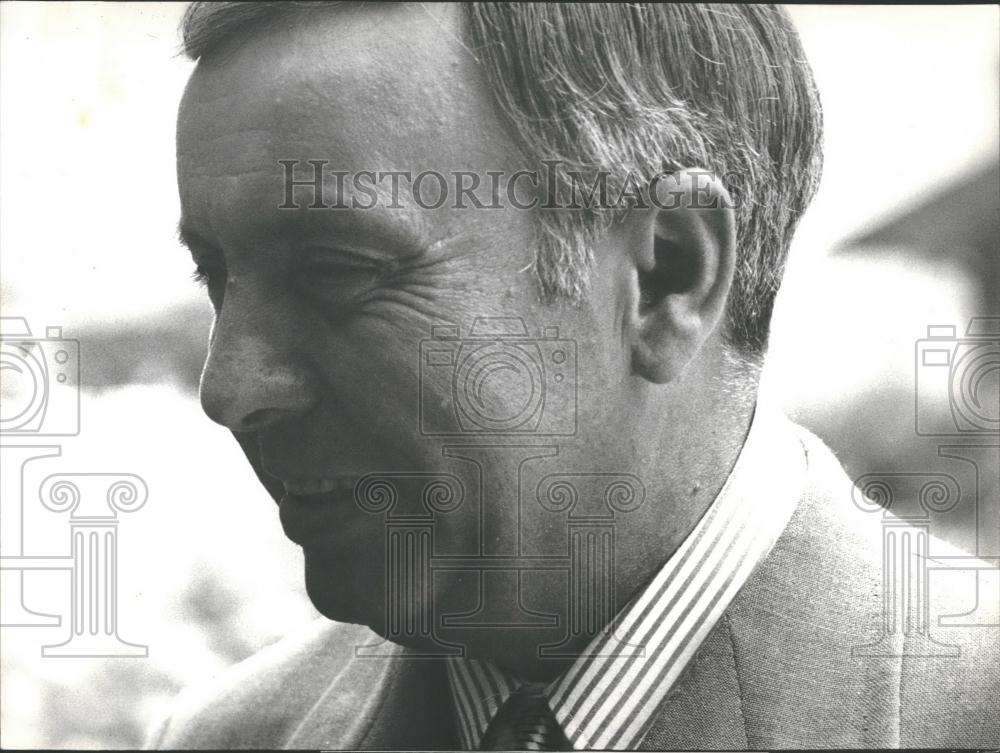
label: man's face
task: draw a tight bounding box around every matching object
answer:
[177,4,648,670]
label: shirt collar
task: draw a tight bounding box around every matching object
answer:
[445,405,806,749]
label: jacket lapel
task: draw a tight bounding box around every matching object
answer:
[638,616,747,750]
[284,638,457,749]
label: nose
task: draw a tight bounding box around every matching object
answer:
[199,311,320,433]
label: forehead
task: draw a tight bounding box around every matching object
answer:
[176,4,526,226]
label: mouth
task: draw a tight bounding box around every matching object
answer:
[281,477,357,497]
[277,476,360,546]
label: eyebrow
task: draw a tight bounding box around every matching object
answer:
[296,201,433,257]
[176,202,433,260]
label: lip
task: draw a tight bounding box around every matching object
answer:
[278,485,360,547]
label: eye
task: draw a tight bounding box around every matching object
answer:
[190,260,227,308]
[293,247,390,308]
[181,227,227,308]
[190,265,214,286]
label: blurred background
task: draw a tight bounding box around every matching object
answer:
[1,3,997,748]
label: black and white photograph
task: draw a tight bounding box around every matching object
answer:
[1,3,997,750]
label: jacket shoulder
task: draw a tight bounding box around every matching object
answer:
[726,421,999,748]
[724,423,888,746]
[146,618,377,749]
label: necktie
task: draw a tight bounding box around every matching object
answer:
[479,682,572,751]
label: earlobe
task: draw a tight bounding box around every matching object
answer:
[629,170,736,384]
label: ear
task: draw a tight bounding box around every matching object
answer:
[625,169,736,384]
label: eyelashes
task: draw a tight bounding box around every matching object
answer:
[191,263,224,287]
[191,266,210,286]
[190,263,226,310]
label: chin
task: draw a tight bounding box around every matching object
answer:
[303,549,385,629]
[304,553,455,655]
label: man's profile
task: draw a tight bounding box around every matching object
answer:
[150,3,999,749]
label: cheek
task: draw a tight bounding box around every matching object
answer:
[314,322,425,444]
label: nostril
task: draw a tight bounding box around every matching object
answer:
[198,340,321,431]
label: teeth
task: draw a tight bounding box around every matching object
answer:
[281,477,357,497]
[283,479,338,496]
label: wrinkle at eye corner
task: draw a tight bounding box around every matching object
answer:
[353,289,443,329]
[424,228,477,256]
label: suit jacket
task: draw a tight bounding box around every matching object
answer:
[148,424,1000,749]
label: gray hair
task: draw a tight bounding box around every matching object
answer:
[181,2,823,358]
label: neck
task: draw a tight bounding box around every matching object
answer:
[612,359,757,643]
[485,348,760,681]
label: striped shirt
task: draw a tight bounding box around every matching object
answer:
[445,408,806,749]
